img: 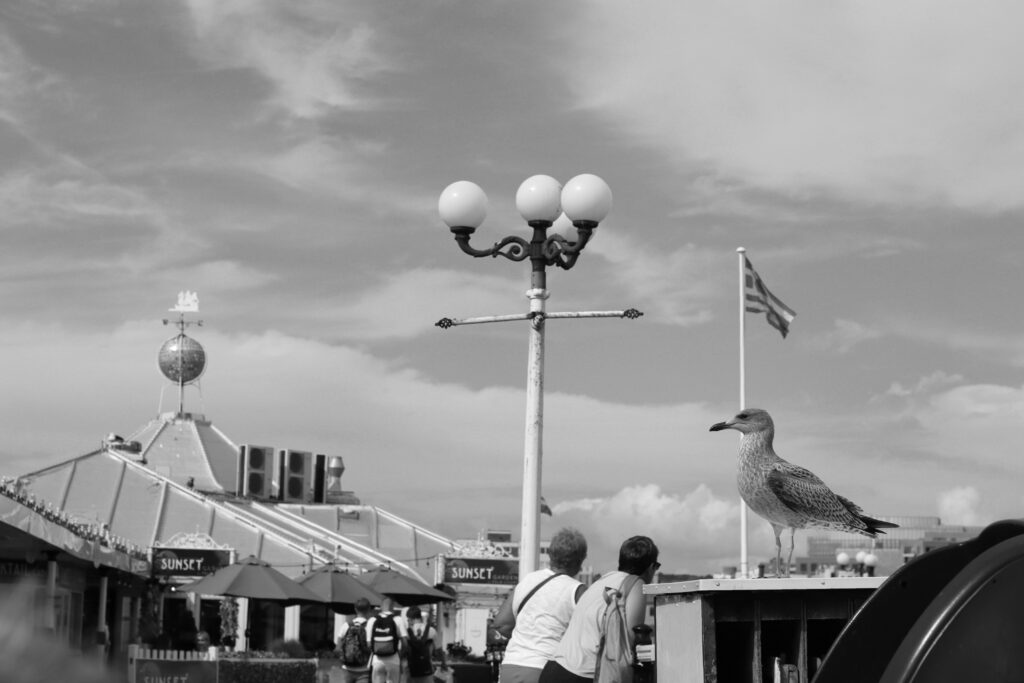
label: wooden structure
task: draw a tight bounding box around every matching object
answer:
[647,577,883,682]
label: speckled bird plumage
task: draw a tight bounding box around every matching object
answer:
[711,408,897,576]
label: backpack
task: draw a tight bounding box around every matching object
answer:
[340,620,371,667]
[594,574,642,683]
[371,613,400,656]
[406,624,434,677]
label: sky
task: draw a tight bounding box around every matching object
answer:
[1,0,1022,575]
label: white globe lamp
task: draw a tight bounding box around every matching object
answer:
[561,173,612,224]
[515,175,562,223]
[439,181,488,230]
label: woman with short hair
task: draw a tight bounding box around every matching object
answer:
[493,527,589,683]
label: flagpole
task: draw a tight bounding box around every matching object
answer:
[737,246,749,579]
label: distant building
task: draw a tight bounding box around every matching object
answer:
[793,516,984,577]
[453,529,551,562]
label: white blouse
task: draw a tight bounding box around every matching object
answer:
[502,568,582,670]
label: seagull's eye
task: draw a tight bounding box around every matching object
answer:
[737,412,749,419]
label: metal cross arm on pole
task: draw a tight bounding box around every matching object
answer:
[435,308,643,329]
[437,173,643,578]
[545,309,643,320]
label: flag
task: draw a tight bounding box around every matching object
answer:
[540,496,553,516]
[744,256,796,338]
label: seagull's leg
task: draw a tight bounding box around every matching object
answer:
[771,524,784,577]
[786,528,797,577]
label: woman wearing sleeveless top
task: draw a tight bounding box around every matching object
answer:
[539,535,659,683]
[493,528,589,683]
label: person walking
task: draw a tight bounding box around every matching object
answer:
[539,535,660,683]
[336,598,374,683]
[367,597,408,683]
[404,606,442,683]
[493,528,588,683]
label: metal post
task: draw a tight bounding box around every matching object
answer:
[130,595,141,644]
[46,552,58,633]
[520,287,548,576]
[237,598,249,651]
[97,572,109,659]
[738,247,749,579]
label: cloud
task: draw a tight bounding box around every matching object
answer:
[0,167,195,295]
[157,260,280,293]
[551,484,766,574]
[183,0,392,118]
[812,319,883,354]
[883,371,964,399]
[554,483,735,534]
[0,27,64,124]
[865,383,1024,480]
[249,137,430,218]
[560,2,1024,211]
[925,383,1024,424]
[884,319,1024,368]
[937,486,988,526]
[259,138,377,194]
[586,231,717,326]
[0,170,159,227]
[325,267,523,340]
[0,321,733,535]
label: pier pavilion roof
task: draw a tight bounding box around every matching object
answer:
[14,414,458,582]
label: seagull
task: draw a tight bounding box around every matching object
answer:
[710,408,897,577]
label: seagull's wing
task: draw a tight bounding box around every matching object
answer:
[835,494,865,516]
[767,462,857,524]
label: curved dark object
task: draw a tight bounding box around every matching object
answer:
[880,529,1024,682]
[814,519,1024,682]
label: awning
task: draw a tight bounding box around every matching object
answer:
[0,492,147,575]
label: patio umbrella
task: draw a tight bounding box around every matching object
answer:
[356,567,454,606]
[298,565,388,613]
[177,555,323,606]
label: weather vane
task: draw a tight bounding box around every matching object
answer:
[163,290,204,331]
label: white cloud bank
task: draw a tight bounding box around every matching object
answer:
[552,484,768,574]
[1,322,1020,573]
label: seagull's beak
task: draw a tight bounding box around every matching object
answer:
[709,420,734,432]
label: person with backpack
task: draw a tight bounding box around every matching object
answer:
[493,527,589,683]
[539,536,660,683]
[404,606,442,683]
[337,598,375,683]
[366,597,408,683]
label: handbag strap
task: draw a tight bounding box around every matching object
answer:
[602,573,642,608]
[515,572,565,616]
[618,573,642,599]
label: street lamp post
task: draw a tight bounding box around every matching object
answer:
[437,174,642,577]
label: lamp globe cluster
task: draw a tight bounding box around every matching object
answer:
[438,174,612,230]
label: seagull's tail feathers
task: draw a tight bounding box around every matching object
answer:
[836,495,899,536]
[859,515,899,537]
